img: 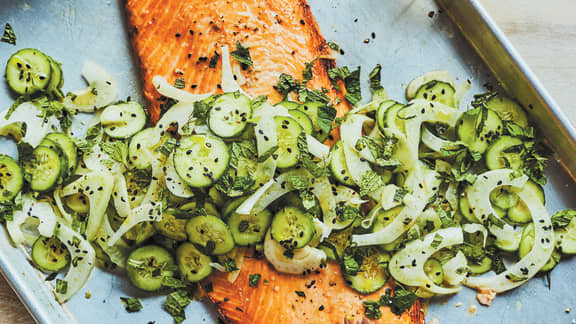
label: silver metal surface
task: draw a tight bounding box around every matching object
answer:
[0,0,574,323]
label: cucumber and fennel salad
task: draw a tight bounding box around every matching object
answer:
[0,44,573,322]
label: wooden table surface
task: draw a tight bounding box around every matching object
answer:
[0,0,575,323]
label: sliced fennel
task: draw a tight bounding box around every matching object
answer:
[63,62,118,112]
[406,71,455,100]
[442,251,469,286]
[7,196,58,246]
[0,102,59,147]
[107,202,163,246]
[61,171,114,241]
[152,76,213,103]
[389,227,463,295]
[54,223,95,302]
[263,230,326,275]
[465,184,554,292]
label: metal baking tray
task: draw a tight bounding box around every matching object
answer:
[0,0,574,323]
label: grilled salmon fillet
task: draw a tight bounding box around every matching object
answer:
[207,257,424,324]
[125,0,424,323]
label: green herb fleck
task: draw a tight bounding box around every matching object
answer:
[249,273,261,287]
[120,297,143,313]
[231,41,253,67]
[56,279,68,294]
[1,23,16,45]
[174,78,186,89]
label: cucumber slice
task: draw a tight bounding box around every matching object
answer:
[0,155,23,202]
[154,209,187,241]
[558,217,576,255]
[508,181,545,223]
[64,193,90,214]
[274,116,302,169]
[459,193,476,223]
[485,136,524,170]
[174,135,230,188]
[288,109,313,135]
[208,92,252,138]
[343,248,389,294]
[406,71,455,100]
[185,215,235,255]
[329,141,355,186]
[318,226,354,260]
[468,256,492,275]
[270,206,315,250]
[126,245,175,292]
[128,128,160,169]
[519,223,561,272]
[124,222,157,245]
[375,100,397,133]
[414,81,456,107]
[221,197,248,220]
[176,242,212,282]
[26,146,62,192]
[38,138,69,182]
[490,186,519,210]
[424,258,444,285]
[100,102,146,139]
[5,48,52,95]
[384,103,404,131]
[45,133,77,178]
[297,101,330,141]
[456,107,503,154]
[46,56,64,98]
[276,101,300,110]
[32,236,70,272]
[179,201,221,218]
[484,94,528,128]
[228,209,272,246]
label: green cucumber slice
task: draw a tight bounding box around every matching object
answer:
[228,209,272,246]
[424,258,444,285]
[467,256,492,275]
[100,101,146,139]
[5,48,52,95]
[414,80,456,107]
[176,242,212,282]
[185,215,235,255]
[26,146,62,192]
[174,135,230,188]
[485,136,524,170]
[274,116,302,169]
[270,206,315,249]
[484,94,528,128]
[329,141,355,186]
[0,155,23,202]
[32,236,70,272]
[154,209,187,241]
[288,109,313,135]
[45,133,77,178]
[208,92,252,138]
[343,248,389,294]
[456,107,503,154]
[126,245,175,292]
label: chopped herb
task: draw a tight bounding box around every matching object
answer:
[192,100,211,124]
[327,41,340,51]
[551,209,576,229]
[230,41,253,67]
[393,188,409,203]
[328,66,362,105]
[99,141,128,164]
[363,300,382,319]
[223,259,239,272]
[250,95,268,110]
[174,78,186,89]
[368,64,383,92]
[289,175,309,191]
[379,286,418,316]
[274,73,300,97]
[249,273,261,287]
[335,204,360,222]
[56,279,68,294]
[162,277,187,289]
[120,297,143,313]
[297,132,330,178]
[155,138,177,156]
[1,23,16,45]
[358,170,384,197]
[316,104,337,138]
[164,290,191,324]
[431,233,443,249]
[302,58,317,83]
